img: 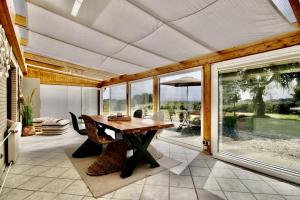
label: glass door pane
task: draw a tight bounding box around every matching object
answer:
[218,60,300,172]
[159,70,202,147]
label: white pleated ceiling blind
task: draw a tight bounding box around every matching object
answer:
[21,0,296,76]
[113,45,173,68]
[26,32,107,69]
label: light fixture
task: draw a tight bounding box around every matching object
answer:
[71,0,83,17]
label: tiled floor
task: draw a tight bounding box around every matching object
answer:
[0,128,299,200]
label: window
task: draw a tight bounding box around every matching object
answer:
[102,88,110,116]
[110,84,127,115]
[218,60,300,172]
[130,79,153,117]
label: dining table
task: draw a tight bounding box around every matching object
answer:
[80,115,173,178]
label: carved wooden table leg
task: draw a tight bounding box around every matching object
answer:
[120,130,160,178]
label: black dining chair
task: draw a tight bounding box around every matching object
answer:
[69,112,86,135]
[133,109,143,118]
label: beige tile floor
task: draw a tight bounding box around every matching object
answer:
[0,128,299,200]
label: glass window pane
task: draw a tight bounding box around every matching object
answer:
[218,61,300,172]
[110,84,126,115]
[102,88,110,116]
[130,79,153,117]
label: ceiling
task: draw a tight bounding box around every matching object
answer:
[12,0,296,77]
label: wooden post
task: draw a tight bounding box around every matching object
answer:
[153,76,159,112]
[203,64,212,154]
[126,82,130,115]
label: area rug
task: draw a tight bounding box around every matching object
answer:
[65,147,180,198]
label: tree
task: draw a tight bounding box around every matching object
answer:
[239,63,299,117]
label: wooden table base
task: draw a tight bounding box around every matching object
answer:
[120,130,160,178]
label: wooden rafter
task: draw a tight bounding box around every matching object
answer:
[24,52,117,80]
[26,65,99,87]
[0,0,27,74]
[289,0,300,25]
[20,37,28,46]
[99,30,300,87]
[15,14,27,27]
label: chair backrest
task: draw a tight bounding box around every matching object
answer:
[133,109,143,118]
[69,112,80,132]
[153,111,164,122]
[81,115,99,144]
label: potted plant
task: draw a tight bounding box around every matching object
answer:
[21,88,36,136]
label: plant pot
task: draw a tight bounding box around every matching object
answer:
[22,125,35,137]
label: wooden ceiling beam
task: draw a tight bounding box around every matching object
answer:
[0,0,27,74]
[290,0,300,25]
[15,14,27,27]
[99,30,300,87]
[26,65,100,87]
[24,52,117,79]
[20,37,28,46]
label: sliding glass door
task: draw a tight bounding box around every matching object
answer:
[159,69,202,148]
[216,59,300,173]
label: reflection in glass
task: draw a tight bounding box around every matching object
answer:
[130,79,153,117]
[218,61,300,172]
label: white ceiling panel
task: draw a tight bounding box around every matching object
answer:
[129,0,216,22]
[101,58,146,74]
[27,31,107,69]
[134,25,212,61]
[113,45,173,68]
[27,3,126,56]
[171,0,296,50]
[93,0,162,43]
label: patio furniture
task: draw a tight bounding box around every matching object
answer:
[69,112,86,135]
[88,115,173,178]
[133,109,143,118]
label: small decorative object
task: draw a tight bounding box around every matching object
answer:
[107,115,131,121]
[0,25,12,78]
[21,88,37,136]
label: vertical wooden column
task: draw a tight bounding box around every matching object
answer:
[126,82,130,115]
[203,63,212,154]
[153,76,159,113]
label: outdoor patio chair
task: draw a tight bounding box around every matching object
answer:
[69,112,86,135]
[133,109,143,118]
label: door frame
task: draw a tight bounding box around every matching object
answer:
[211,45,300,184]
